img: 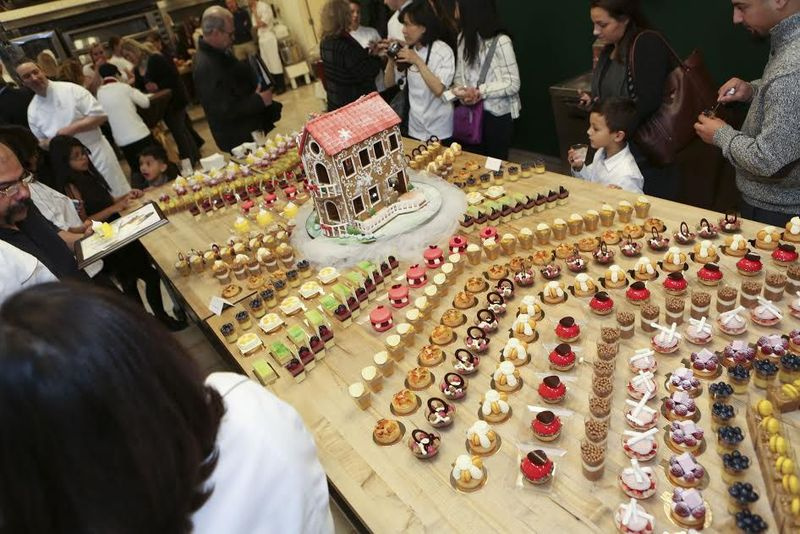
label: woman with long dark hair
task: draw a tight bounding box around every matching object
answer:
[385,0,455,142]
[0,283,333,532]
[319,0,383,110]
[48,135,185,331]
[453,0,520,160]
[585,0,679,199]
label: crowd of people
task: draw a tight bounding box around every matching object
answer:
[0,0,799,531]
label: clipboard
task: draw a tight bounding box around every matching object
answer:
[75,202,169,268]
[248,53,273,92]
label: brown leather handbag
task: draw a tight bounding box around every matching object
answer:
[629,30,717,166]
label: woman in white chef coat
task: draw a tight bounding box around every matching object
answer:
[384,0,455,142]
[250,0,287,94]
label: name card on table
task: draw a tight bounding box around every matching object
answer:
[209,296,234,316]
[484,157,502,172]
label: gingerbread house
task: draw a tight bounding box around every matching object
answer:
[299,92,426,238]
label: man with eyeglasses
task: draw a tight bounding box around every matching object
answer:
[0,142,86,280]
[193,5,282,152]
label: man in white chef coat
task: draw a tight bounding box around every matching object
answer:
[15,59,131,197]
[0,240,56,305]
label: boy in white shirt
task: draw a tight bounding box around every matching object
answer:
[568,97,643,194]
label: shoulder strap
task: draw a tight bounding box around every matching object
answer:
[629,30,683,81]
[477,36,499,86]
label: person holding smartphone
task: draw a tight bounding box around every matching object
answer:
[384,0,455,142]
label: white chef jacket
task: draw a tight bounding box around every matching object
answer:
[27,80,131,197]
[406,40,455,141]
[192,372,334,534]
[97,80,151,147]
[0,241,56,305]
[108,55,134,83]
[572,144,644,194]
[387,0,412,41]
[27,181,83,231]
[254,1,284,75]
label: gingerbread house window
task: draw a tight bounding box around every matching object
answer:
[358,148,370,168]
[324,201,340,222]
[315,163,330,184]
[342,157,355,177]
[310,141,321,155]
[373,139,385,160]
[352,195,365,215]
[388,133,399,152]
[368,185,380,204]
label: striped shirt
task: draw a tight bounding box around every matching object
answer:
[454,34,521,119]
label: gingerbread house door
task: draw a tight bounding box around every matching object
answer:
[390,170,407,195]
[324,201,341,223]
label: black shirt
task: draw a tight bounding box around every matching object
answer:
[0,83,34,128]
[0,202,84,280]
[233,8,253,45]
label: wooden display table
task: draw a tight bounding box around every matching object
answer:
[196,154,796,532]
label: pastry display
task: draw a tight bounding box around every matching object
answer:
[643,217,666,233]
[647,229,669,252]
[501,338,529,366]
[480,389,511,423]
[426,398,455,428]
[602,229,621,246]
[737,253,763,276]
[441,308,466,328]
[623,428,658,461]
[589,291,614,316]
[690,290,711,320]
[593,241,615,264]
[373,418,403,445]
[790,291,800,318]
[418,345,444,367]
[566,249,588,273]
[668,420,705,454]
[662,272,688,297]
[716,285,738,313]
[674,221,696,245]
[627,371,657,401]
[697,218,718,239]
[549,343,576,371]
[465,327,489,353]
[542,281,567,304]
[571,273,596,297]
[406,367,434,390]
[599,204,616,226]
[486,292,507,317]
[721,448,749,482]
[581,440,606,481]
[555,316,581,342]
[756,334,788,360]
[629,348,657,374]
[728,364,751,393]
[665,390,697,421]
[492,361,522,392]
[520,449,555,485]
[734,510,768,534]
[665,296,685,326]
[539,375,567,404]
[617,311,635,339]
[710,401,735,431]
[451,455,485,491]
[510,314,537,343]
[590,395,612,421]
[722,340,756,369]
[578,237,599,252]
[485,263,508,281]
[465,276,488,293]
[740,280,762,309]
[475,309,498,333]
[719,213,741,233]
[622,223,644,240]
[764,271,787,301]
[594,375,614,399]
[454,349,480,375]
[408,429,440,459]
[723,234,749,257]
[430,325,455,345]
[440,372,467,400]
[685,316,713,345]
[717,306,748,336]
[640,304,659,333]
[620,239,642,258]
[662,247,687,272]
[668,452,706,489]
[625,397,658,431]
[532,249,554,266]
[619,460,656,499]
[727,482,759,515]
[603,265,628,289]
[391,389,420,415]
[517,295,543,320]
[467,420,499,455]
[626,281,651,305]
[697,263,723,286]
[651,323,681,354]
[689,348,720,378]
[750,297,782,327]
[614,499,654,534]
[532,410,562,442]
[495,278,514,299]
[755,225,781,251]
[669,367,702,397]
[772,243,798,266]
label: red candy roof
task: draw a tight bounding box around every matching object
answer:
[299,92,401,157]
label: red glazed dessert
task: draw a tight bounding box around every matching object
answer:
[449,235,468,254]
[369,305,394,332]
[388,284,410,309]
[538,375,567,403]
[423,245,445,269]
[549,343,576,371]
[626,281,651,305]
[663,272,688,296]
[590,291,615,316]
[520,449,555,484]
[406,264,428,288]
[773,243,798,267]
[736,253,763,277]
[263,192,277,205]
[697,263,723,286]
[531,410,562,442]
[555,316,581,342]
[480,226,498,241]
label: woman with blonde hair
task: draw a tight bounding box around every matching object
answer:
[319,0,382,110]
[120,38,200,164]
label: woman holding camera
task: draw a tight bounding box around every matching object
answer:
[385,0,455,142]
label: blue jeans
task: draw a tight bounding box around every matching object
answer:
[739,200,793,226]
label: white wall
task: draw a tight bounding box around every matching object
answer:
[273,0,319,59]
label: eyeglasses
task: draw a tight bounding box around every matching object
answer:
[0,170,32,198]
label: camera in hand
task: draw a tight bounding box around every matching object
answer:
[387,41,411,72]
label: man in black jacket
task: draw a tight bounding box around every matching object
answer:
[0,64,33,128]
[193,5,282,152]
